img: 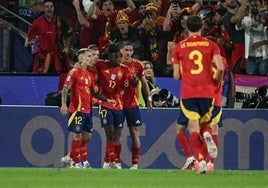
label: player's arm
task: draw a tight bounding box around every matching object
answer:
[173,64,181,80]
[130,75,139,87]
[171,45,181,80]
[213,54,224,86]
[60,84,71,116]
[91,88,116,105]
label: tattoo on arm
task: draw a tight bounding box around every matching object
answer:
[61,85,71,105]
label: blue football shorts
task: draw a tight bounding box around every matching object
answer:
[98,106,124,129]
[123,106,142,127]
[68,111,93,134]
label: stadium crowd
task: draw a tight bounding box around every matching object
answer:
[17,0,268,77]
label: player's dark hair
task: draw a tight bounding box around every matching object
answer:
[186,15,202,32]
[119,40,133,49]
[107,41,119,54]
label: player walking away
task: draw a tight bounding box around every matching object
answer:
[60,48,115,168]
[203,56,227,171]
[172,15,224,174]
[175,112,196,170]
[95,42,139,169]
[120,41,152,169]
[177,57,228,171]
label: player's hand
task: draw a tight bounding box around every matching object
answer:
[130,75,139,87]
[60,105,68,116]
[107,99,116,106]
[146,100,153,113]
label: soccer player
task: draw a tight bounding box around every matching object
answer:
[172,15,224,173]
[95,42,139,169]
[174,57,228,171]
[204,56,228,171]
[60,44,101,167]
[60,48,115,168]
[120,41,152,169]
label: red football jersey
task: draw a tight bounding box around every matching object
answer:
[96,60,131,110]
[213,56,227,107]
[64,68,94,113]
[27,15,58,55]
[87,66,98,90]
[121,58,144,109]
[172,35,221,99]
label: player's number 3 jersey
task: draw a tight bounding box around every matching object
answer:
[172,35,221,99]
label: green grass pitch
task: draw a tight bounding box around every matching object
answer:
[0,168,267,188]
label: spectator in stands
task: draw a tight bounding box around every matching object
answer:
[138,3,166,76]
[221,0,247,72]
[24,0,70,74]
[111,10,142,59]
[131,1,148,26]
[163,0,181,31]
[61,1,81,50]
[198,8,233,64]
[164,1,202,76]
[235,0,268,76]
[143,60,157,91]
[213,7,227,25]
[165,8,194,75]
[139,60,178,107]
[29,0,44,18]
[139,60,157,107]
[87,0,136,54]
[73,0,99,48]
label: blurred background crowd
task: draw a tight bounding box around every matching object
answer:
[1,0,268,77]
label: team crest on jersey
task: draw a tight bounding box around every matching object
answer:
[66,75,71,81]
[85,78,89,85]
[111,74,116,80]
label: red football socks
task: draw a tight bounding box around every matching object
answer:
[177,132,193,157]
